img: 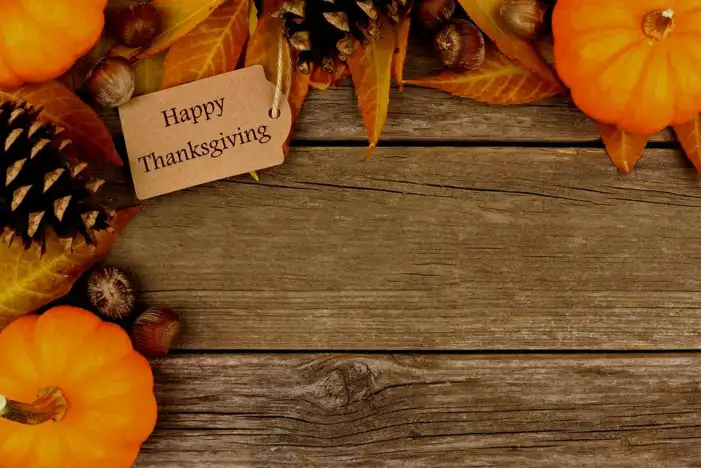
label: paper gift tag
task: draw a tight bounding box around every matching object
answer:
[119,65,291,200]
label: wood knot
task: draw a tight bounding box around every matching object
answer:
[307,359,377,411]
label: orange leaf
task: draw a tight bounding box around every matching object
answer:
[246,13,310,154]
[673,115,701,171]
[347,20,396,158]
[139,0,228,58]
[0,207,141,327]
[0,82,122,166]
[457,0,561,88]
[260,0,286,16]
[162,0,250,89]
[597,122,649,173]
[310,64,348,90]
[404,47,560,105]
[392,14,412,91]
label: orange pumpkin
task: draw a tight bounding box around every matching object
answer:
[0,307,157,468]
[553,1,701,135]
[0,0,108,89]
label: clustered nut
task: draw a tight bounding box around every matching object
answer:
[114,2,162,48]
[87,266,136,321]
[84,57,136,108]
[131,308,182,358]
[435,20,485,71]
[499,0,547,39]
[416,0,456,30]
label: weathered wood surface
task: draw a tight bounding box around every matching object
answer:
[107,146,701,350]
[135,353,701,467]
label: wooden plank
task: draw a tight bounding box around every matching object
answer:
[135,353,701,467]
[107,146,701,350]
[100,40,674,143]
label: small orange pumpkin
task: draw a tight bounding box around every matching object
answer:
[0,307,157,468]
[553,1,701,135]
[0,0,108,89]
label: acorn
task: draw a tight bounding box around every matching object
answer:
[416,0,456,30]
[499,0,546,39]
[131,308,182,358]
[435,20,486,70]
[84,57,135,108]
[87,266,137,321]
[114,2,162,48]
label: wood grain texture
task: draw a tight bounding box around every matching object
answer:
[135,353,701,467]
[107,146,701,350]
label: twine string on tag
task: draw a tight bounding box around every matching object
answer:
[270,29,291,119]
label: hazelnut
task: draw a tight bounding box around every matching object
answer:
[87,266,136,321]
[416,0,456,30]
[84,57,135,108]
[131,308,181,358]
[499,0,546,40]
[114,2,162,48]
[435,20,486,71]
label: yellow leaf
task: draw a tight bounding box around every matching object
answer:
[347,19,396,158]
[0,82,122,166]
[597,122,649,173]
[458,0,562,88]
[162,0,250,89]
[0,207,141,328]
[405,46,558,105]
[249,1,259,35]
[133,52,166,96]
[392,14,412,91]
[139,0,228,58]
[673,115,701,171]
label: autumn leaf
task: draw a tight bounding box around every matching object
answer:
[107,44,141,61]
[249,1,259,34]
[392,14,412,91]
[597,122,649,173]
[133,52,166,96]
[347,19,396,158]
[162,0,250,89]
[310,64,348,91]
[458,0,561,88]
[673,115,701,171]
[246,14,310,154]
[139,0,228,58]
[0,207,141,328]
[0,82,122,166]
[404,47,559,105]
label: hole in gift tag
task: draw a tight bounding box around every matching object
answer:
[269,108,281,120]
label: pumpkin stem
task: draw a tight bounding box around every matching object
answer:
[0,387,68,425]
[643,9,675,40]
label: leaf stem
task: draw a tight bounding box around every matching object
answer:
[0,387,68,425]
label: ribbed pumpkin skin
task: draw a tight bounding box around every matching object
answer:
[553,0,701,135]
[0,307,157,468]
[0,0,108,88]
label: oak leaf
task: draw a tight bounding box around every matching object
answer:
[597,122,649,173]
[0,207,141,328]
[133,52,167,96]
[162,0,250,89]
[673,115,701,171]
[347,19,396,158]
[0,82,122,166]
[139,0,228,58]
[457,0,561,88]
[404,47,560,105]
[392,14,412,91]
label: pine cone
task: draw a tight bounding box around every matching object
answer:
[0,100,115,256]
[277,0,408,73]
